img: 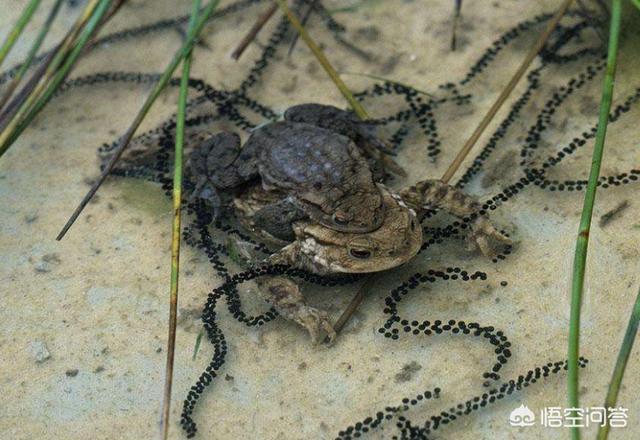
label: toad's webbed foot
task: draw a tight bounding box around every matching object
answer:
[284,103,406,177]
[465,217,512,258]
[401,179,512,257]
[192,178,223,217]
[256,276,336,345]
[225,235,262,266]
[189,132,246,187]
[188,132,253,218]
[252,198,307,242]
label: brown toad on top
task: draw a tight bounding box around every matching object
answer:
[240,184,422,343]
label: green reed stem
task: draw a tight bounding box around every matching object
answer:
[162,0,200,439]
[0,0,64,111]
[597,286,640,440]
[0,0,42,69]
[56,0,221,240]
[161,2,201,436]
[568,1,622,439]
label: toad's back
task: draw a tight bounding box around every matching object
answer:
[245,121,367,188]
[241,121,384,233]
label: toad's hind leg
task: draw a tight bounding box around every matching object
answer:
[98,119,213,180]
[256,276,336,345]
[284,103,406,177]
[400,179,512,257]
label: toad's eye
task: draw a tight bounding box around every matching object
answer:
[332,213,349,226]
[349,248,372,259]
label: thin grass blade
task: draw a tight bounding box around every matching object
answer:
[440,0,574,183]
[451,0,462,51]
[0,0,112,152]
[0,0,126,128]
[567,1,622,439]
[192,329,204,361]
[231,1,277,60]
[0,0,42,69]
[286,0,317,57]
[0,0,111,154]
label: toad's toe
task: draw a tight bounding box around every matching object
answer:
[294,306,335,346]
[468,218,512,258]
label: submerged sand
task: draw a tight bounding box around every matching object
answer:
[1,1,639,439]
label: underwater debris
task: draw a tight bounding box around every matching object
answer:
[598,200,629,228]
[27,340,51,364]
[394,361,422,383]
[65,368,79,377]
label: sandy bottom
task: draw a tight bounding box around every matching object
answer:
[1,1,639,439]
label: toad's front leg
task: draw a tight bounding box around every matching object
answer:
[188,132,254,218]
[256,276,336,345]
[400,179,512,257]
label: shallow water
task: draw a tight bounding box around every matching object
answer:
[1,1,639,439]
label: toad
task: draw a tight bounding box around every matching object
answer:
[108,103,511,343]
